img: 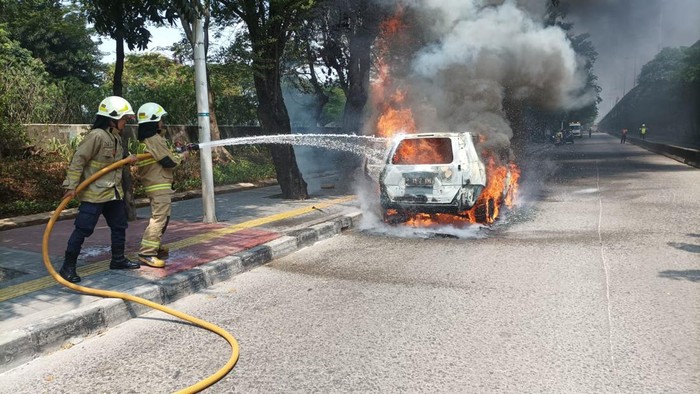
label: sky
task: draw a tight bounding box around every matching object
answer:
[564,0,700,120]
[98,0,700,124]
[98,25,183,63]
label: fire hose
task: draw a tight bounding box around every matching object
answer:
[41,153,239,393]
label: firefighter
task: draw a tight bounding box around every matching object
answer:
[59,96,140,283]
[640,123,647,140]
[135,103,193,268]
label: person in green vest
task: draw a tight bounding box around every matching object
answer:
[640,123,647,140]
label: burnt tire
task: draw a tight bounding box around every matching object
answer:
[383,208,409,225]
[474,198,495,224]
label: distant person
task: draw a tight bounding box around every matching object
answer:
[640,123,647,140]
[589,128,592,138]
[135,102,194,268]
[58,96,140,283]
[621,128,628,144]
[555,129,564,144]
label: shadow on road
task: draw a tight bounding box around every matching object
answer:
[658,270,700,282]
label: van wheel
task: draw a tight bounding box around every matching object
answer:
[474,198,495,223]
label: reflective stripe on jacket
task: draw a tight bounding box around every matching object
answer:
[62,128,125,203]
[136,133,183,196]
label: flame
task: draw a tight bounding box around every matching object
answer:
[373,8,415,138]
[377,106,416,138]
[392,159,521,226]
[372,7,520,226]
[392,137,449,165]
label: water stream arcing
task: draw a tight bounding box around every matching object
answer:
[198,134,390,169]
[196,133,494,238]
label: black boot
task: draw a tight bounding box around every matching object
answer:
[110,255,140,269]
[110,245,140,269]
[59,251,81,283]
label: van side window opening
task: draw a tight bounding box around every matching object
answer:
[392,138,454,165]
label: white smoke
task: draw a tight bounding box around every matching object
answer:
[411,0,592,113]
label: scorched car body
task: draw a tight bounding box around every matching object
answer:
[380,132,503,219]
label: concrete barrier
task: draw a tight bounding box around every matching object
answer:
[626,137,700,168]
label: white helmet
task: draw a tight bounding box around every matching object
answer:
[137,102,168,124]
[97,96,135,119]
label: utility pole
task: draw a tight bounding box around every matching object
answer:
[194,17,217,223]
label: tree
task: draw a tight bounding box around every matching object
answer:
[0,0,102,85]
[114,53,196,124]
[638,47,686,85]
[214,0,314,199]
[0,28,61,157]
[81,0,178,220]
[81,0,176,96]
[317,0,386,134]
[173,0,234,162]
[0,1,105,123]
[566,32,602,127]
[678,41,700,83]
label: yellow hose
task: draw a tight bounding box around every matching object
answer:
[42,153,239,393]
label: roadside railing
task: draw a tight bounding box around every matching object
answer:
[624,136,700,168]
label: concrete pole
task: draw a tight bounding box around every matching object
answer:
[193,17,217,223]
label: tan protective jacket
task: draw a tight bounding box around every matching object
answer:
[136,133,183,196]
[63,128,126,203]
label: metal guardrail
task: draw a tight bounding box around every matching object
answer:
[624,136,700,168]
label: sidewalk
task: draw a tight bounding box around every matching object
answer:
[0,178,362,373]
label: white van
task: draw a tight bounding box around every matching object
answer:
[568,122,582,137]
[379,132,505,222]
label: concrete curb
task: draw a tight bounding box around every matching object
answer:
[0,179,279,231]
[0,211,362,373]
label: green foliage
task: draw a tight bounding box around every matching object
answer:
[677,42,700,83]
[46,134,84,161]
[0,27,64,156]
[637,43,700,85]
[637,47,685,84]
[0,120,28,159]
[0,199,79,218]
[0,0,103,84]
[211,159,276,186]
[0,153,72,217]
[111,53,197,124]
[209,61,259,126]
[0,144,276,218]
[81,0,177,51]
[0,28,61,124]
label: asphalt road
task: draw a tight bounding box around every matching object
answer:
[1,133,698,393]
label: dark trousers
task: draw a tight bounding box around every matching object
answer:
[621,135,626,144]
[66,200,128,255]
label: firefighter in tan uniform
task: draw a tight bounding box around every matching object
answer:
[59,96,140,283]
[136,103,194,267]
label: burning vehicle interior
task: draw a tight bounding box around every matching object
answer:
[377,132,519,226]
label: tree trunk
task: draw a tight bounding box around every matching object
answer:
[111,36,136,220]
[113,36,124,97]
[342,34,372,134]
[206,68,233,162]
[254,67,308,199]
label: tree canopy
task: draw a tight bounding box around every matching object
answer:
[638,43,700,85]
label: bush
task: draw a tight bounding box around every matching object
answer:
[0,120,29,159]
[0,139,277,218]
